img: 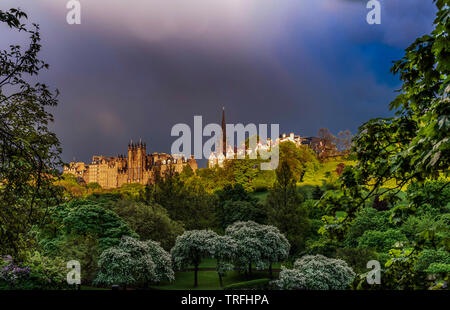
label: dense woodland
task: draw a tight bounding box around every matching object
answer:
[0,1,449,290]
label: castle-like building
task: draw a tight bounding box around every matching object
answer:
[64,140,197,189]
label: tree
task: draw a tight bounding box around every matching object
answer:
[116,183,146,201]
[317,128,337,160]
[279,142,319,182]
[109,199,184,250]
[150,169,216,230]
[145,240,175,284]
[319,3,450,277]
[225,221,265,275]
[179,164,194,182]
[170,230,218,287]
[326,0,450,239]
[0,8,63,258]
[53,200,137,250]
[266,161,311,254]
[215,183,266,230]
[225,221,289,278]
[38,199,137,283]
[221,200,266,229]
[336,130,353,155]
[212,235,237,287]
[230,158,260,191]
[258,224,290,279]
[94,247,137,288]
[95,236,173,288]
[275,254,355,290]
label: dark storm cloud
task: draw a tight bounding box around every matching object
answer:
[0,0,437,166]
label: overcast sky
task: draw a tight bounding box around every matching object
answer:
[0,0,437,166]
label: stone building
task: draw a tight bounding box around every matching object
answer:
[64,140,197,189]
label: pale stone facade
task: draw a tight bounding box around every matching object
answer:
[64,141,197,189]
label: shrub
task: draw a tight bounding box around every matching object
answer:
[275,254,355,290]
[415,250,450,273]
[0,252,70,290]
[357,229,408,252]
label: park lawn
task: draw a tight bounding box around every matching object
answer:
[152,270,276,290]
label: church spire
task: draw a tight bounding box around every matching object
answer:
[221,107,226,154]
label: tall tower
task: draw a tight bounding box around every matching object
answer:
[127,140,134,183]
[221,106,226,155]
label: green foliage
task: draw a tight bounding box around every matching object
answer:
[279,142,319,182]
[400,212,449,246]
[230,158,260,191]
[275,254,355,290]
[215,184,266,230]
[335,247,378,274]
[116,183,146,201]
[405,180,450,216]
[425,262,450,274]
[179,164,195,182]
[414,249,450,272]
[266,161,310,254]
[252,170,276,192]
[86,182,102,191]
[221,201,266,229]
[150,170,216,230]
[0,8,63,257]
[344,207,390,248]
[57,174,86,199]
[318,3,450,270]
[108,199,184,250]
[52,200,137,250]
[38,199,137,284]
[0,252,70,290]
[357,229,408,253]
[382,248,420,290]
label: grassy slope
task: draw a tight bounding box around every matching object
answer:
[302,159,357,186]
[251,159,357,203]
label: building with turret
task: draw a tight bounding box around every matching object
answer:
[64,140,197,189]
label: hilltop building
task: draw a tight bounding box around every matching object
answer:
[208,108,322,168]
[64,140,197,189]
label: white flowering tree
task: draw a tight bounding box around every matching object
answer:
[225,221,289,277]
[212,235,237,287]
[259,225,290,279]
[146,240,175,284]
[171,230,218,287]
[95,236,173,288]
[94,247,144,288]
[275,254,355,290]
